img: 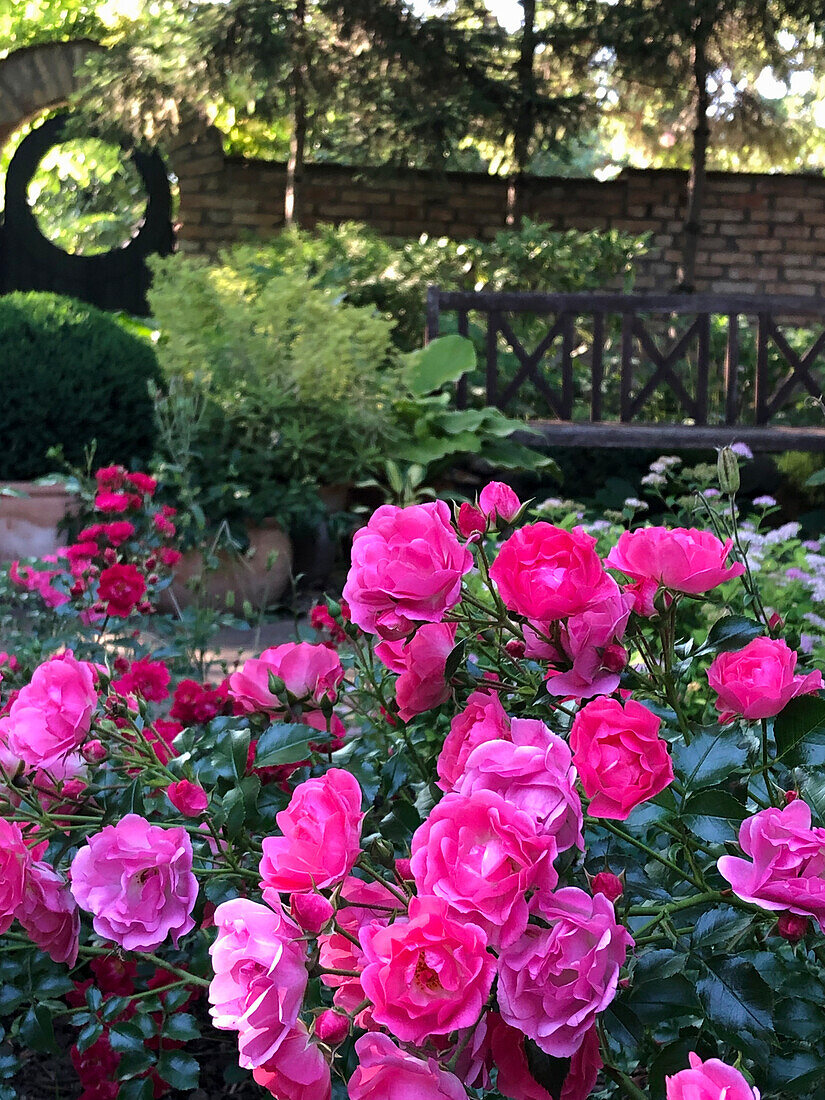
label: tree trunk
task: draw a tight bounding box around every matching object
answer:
[678,21,710,291]
[285,0,307,228]
[506,0,537,226]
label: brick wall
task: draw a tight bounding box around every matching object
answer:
[174,126,825,296]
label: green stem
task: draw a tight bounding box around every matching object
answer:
[595,819,705,890]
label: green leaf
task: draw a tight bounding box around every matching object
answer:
[405,335,476,395]
[774,694,825,762]
[691,906,753,951]
[109,1023,147,1054]
[681,790,747,843]
[381,755,409,799]
[75,1019,104,1055]
[117,1077,154,1100]
[157,1051,199,1091]
[19,1005,57,1053]
[229,727,251,782]
[704,616,764,654]
[524,1039,571,1099]
[671,726,746,792]
[444,638,466,682]
[696,957,773,1057]
[255,722,315,767]
[161,1013,201,1042]
[628,976,699,1025]
[115,1048,155,1078]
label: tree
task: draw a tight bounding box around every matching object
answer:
[591,0,825,289]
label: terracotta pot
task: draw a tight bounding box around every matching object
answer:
[164,521,293,612]
[0,480,78,561]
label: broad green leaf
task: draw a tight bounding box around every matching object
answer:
[691,905,753,951]
[628,975,700,1025]
[75,1019,104,1055]
[696,957,773,1057]
[255,722,315,767]
[681,790,747,843]
[671,726,746,793]
[157,1051,199,1091]
[109,1023,147,1054]
[405,335,476,395]
[774,694,825,761]
[117,1077,154,1100]
[704,616,764,654]
[162,1013,201,1042]
[19,1005,57,1053]
[524,1040,571,1099]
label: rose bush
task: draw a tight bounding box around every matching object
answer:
[0,448,823,1100]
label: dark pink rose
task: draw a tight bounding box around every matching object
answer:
[376,622,456,721]
[410,790,558,947]
[97,563,146,617]
[252,1023,331,1100]
[349,1033,467,1100]
[776,913,810,941]
[15,860,79,965]
[259,769,364,895]
[570,696,674,820]
[457,717,583,853]
[0,818,30,933]
[70,814,197,950]
[717,799,825,930]
[360,894,495,1043]
[343,502,473,639]
[473,1014,601,1100]
[666,1053,760,1100]
[543,577,632,701]
[229,643,344,715]
[314,1009,349,1046]
[111,657,170,702]
[167,779,209,817]
[708,637,823,722]
[289,892,334,934]
[457,502,487,539]
[498,887,633,1057]
[6,653,97,772]
[209,897,307,1069]
[490,523,608,621]
[437,689,511,791]
[606,526,744,595]
[624,577,659,617]
[479,481,521,524]
[591,871,623,902]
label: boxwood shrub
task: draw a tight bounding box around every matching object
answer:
[0,292,160,479]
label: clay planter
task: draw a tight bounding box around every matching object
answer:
[292,483,352,587]
[165,520,293,612]
[0,480,78,561]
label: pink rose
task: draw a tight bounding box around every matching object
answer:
[457,502,487,539]
[570,696,674,820]
[6,653,97,771]
[376,622,456,722]
[290,892,334,934]
[349,1033,467,1100]
[111,657,170,702]
[543,577,632,700]
[457,717,583,853]
[318,877,399,1016]
[437,689,511,791]
[490,523,608,621]
[708,637,823,722]
[0,818,30,933]
[498,887,633,1057]
[209,897,307,1069]
[343,502,473,639]
[666,1053,760,1100]
[15,860,79,965]
[606,526,744,595]
[259,769,364,895]
[410,789,558,947]
[717,799,825,929]
[70,814,198,950]
[167,779,209,817]
[475,1014,602,1100]
[229,643,344,715]
[252,1023,331,1100]
[360,894,495,1043]
[479,481,521,524]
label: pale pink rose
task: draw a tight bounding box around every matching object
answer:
[544,577,632,701]
[717,800,825,930]
[489,524,607,622]
[708,637,823,722]
[360,894,495,1043]
[479,481,521,524]
[498,887,633,1057]
[15,860,79,965]
[606,526,744,595]
[437,689,511,792]
[570,696,674,820]
[458,717,583,853]
[6,653,97,771]
[259,769,364,895]
[349,1033,468,1100]
[228,643,344,715]
[410,790,558,947]
[376,622,456,721]
[166,779,209,816]
[319,877,398,1015]
[666,1053,760,1100]
[70,814,198,950]
[343,502,474,639]
[252,1023,331,1100]
[209,897,307,1069]
[0,818,30,933]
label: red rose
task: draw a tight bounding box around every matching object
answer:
[97,564,147,618]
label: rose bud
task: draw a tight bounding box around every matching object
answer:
[457,503,486,539]
[82,740,108,765]
[290,892,334,934]
[505,639,526,659]
[479,481,521,524]
[776,913,810,942]
[590,871,624,903]
[315,1009,350,1046]
[166,779,209,817]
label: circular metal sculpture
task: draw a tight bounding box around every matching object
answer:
[1,112,174,314]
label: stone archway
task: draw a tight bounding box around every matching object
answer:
[0,40,184,313]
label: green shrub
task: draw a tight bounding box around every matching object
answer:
[0,292,160,479]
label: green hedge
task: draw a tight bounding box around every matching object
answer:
[0,292,160,479]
